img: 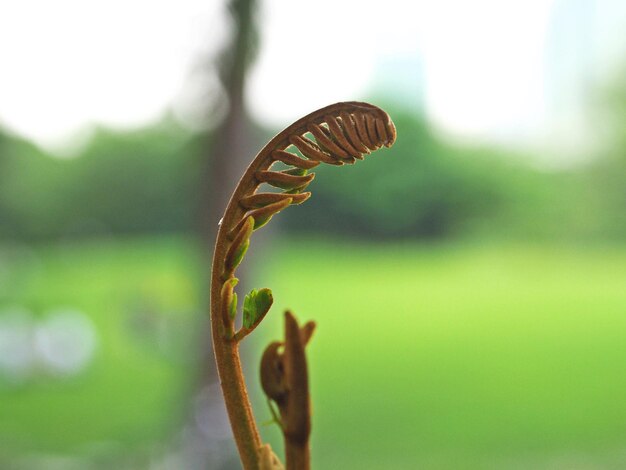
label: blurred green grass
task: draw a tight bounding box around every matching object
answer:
[254,239,626,469]
[2,236,626,468]
[0,236,203,462]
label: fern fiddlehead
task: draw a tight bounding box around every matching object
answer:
[210,101,396,469]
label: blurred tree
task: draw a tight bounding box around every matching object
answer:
[181,1,262,469]
[0,121,196,240]
[282,103,561,240]
[587,64,626,238]
[199,0,260,243]
[1,63,623,244]
[0,134,64,239]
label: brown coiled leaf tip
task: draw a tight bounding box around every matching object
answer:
[217,102,396,342]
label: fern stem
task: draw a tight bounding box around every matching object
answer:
[210,102,396,469]
[211,216,262,469]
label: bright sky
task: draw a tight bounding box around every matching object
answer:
[0,0,224,147]
[0,0,623,153]
[249,0,556,143]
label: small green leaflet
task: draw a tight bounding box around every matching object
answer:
[243,288,273,329]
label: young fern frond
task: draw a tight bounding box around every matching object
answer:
[210,101,396,470]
